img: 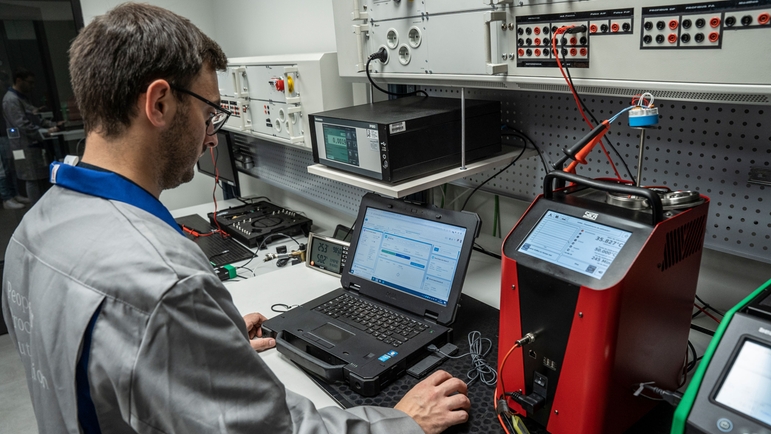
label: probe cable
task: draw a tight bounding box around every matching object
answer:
[431,331,498,387]
[494,333,536,434]
[239,232,302,270]
[208,146,229,237]
[686,340,702,374]
[473,243,502,260]
[679,345,689,388]
[552,26,624,180]
[695,294,724,316]
[460,143,528,211]
[501,126,550,174]
[180,147,230,239]
[343,223,356,243]
[693,303,722,324]
[560,105,635,174]
[495,341,522,434]
[559,50,637,183]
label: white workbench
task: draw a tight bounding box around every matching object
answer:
[170,199,503,410]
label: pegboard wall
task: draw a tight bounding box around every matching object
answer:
[230,89,770,264]
[425,87,770,264]
[232,133,367,216]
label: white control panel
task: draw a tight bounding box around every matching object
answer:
[218,53,354,149]
[332,0,771,104]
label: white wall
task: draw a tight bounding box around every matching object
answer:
[211,0,337,58]
[80,0,215,34]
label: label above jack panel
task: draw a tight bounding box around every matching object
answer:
[641,0,771,50]
[513,8,634,68]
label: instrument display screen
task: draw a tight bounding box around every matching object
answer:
[714,340,771,427]
[307,234,348,277]
[323,124,359,166]
[518,210,632,279]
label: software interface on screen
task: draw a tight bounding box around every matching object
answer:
[349,208,467,306]
[518,210,632,279]
[715,340,771,426]
[197,132,237,185]
[323,124,359,166]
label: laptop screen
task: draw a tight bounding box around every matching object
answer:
[348,207,467,306]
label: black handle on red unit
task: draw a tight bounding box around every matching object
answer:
[543,171,664,225]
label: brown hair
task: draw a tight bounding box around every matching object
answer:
[69,3,227,137]
[12,68,34,83]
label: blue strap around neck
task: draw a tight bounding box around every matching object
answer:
[49,161,183,236]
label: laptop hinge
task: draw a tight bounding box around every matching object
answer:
[423,311,439,324]
[347,283,361,292]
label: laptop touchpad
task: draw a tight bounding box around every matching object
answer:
[311,323,355,345]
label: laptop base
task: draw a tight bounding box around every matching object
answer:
[264,289,452,397]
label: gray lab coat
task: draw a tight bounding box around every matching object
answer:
[1,89,53,180]
[2,185,422,433]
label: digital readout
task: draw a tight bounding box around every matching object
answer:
[518,210,632,279]
[310,237,344,274]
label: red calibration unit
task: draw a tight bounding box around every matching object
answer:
[499,172,709,434]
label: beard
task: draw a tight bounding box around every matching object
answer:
[157,101,203,190]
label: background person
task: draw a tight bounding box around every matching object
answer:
[2,68,62,204]
[0,68,26,209]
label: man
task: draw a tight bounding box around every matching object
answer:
[1,4,470,434]
[0,68,29,209]
[1,68,60,204]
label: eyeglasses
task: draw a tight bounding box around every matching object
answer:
[169,85,231,136]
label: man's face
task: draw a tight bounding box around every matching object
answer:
[16,76,35,94]
[158,66,219,190]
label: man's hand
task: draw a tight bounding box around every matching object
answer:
[243,312,276,352]
[46,126,59,134]
[394,370,470,434]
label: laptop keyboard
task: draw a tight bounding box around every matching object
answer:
[313,294,430,347]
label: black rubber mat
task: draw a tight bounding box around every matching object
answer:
[310,294,508,434]
[310,293,674,433]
